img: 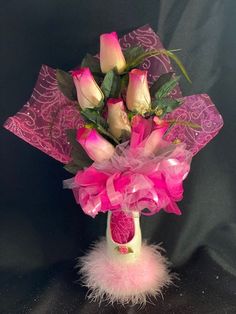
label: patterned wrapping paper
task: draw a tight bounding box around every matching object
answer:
[4,25,223,163]
[165,94,223,155]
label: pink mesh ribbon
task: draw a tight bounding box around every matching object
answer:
[3,25,223,162]
[64,119,192,218]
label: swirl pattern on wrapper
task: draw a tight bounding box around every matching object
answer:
[4,66,83,163]
[166,94,223,155]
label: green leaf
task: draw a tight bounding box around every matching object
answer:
[151,98,159,110]
[153,98,182,117]
[120,74,129,93]
[128,247,134,253]
[81,108,108,129]
[81,54,102,75]
[63,161,81,174]
[159,98,181,112]
[125,49,162,70]
[101,71,115,98]
[66,129,93,170]
[155,76,180,99]
[124,48,191,83]
[56,69,77,101]
[165,50,191,83]
[80,109,120,145]
[127,111,136,121]
[123,46,145,65]
[150,72,174,98]
[110,73,121,98]
[101,70,121,98]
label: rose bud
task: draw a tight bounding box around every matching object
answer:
[107,98,131,139]
[143,118,169,157]
[100,32,126,74]
[130,115,152,149]
[72,68,103,110]
[126,69,151,115]
[76,127,115,162]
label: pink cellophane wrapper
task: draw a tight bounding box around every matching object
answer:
[3,24,223,162]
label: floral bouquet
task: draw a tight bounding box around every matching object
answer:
[4,25,223,305]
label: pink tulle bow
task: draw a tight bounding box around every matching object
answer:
[64,116,192,217]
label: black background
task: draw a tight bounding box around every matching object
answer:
[1,0,236,313]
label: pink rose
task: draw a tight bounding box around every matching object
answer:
[72,68,103,110]
[118,246,129,254]
[76,127,115,162]
[100,32,126,74]
[143,117,169,156]
[130,115,153,149]
[126,69,151,114]
[107,98,131,139]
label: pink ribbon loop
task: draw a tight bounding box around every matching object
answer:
[106,174,123,206]
[64,135,192,218]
